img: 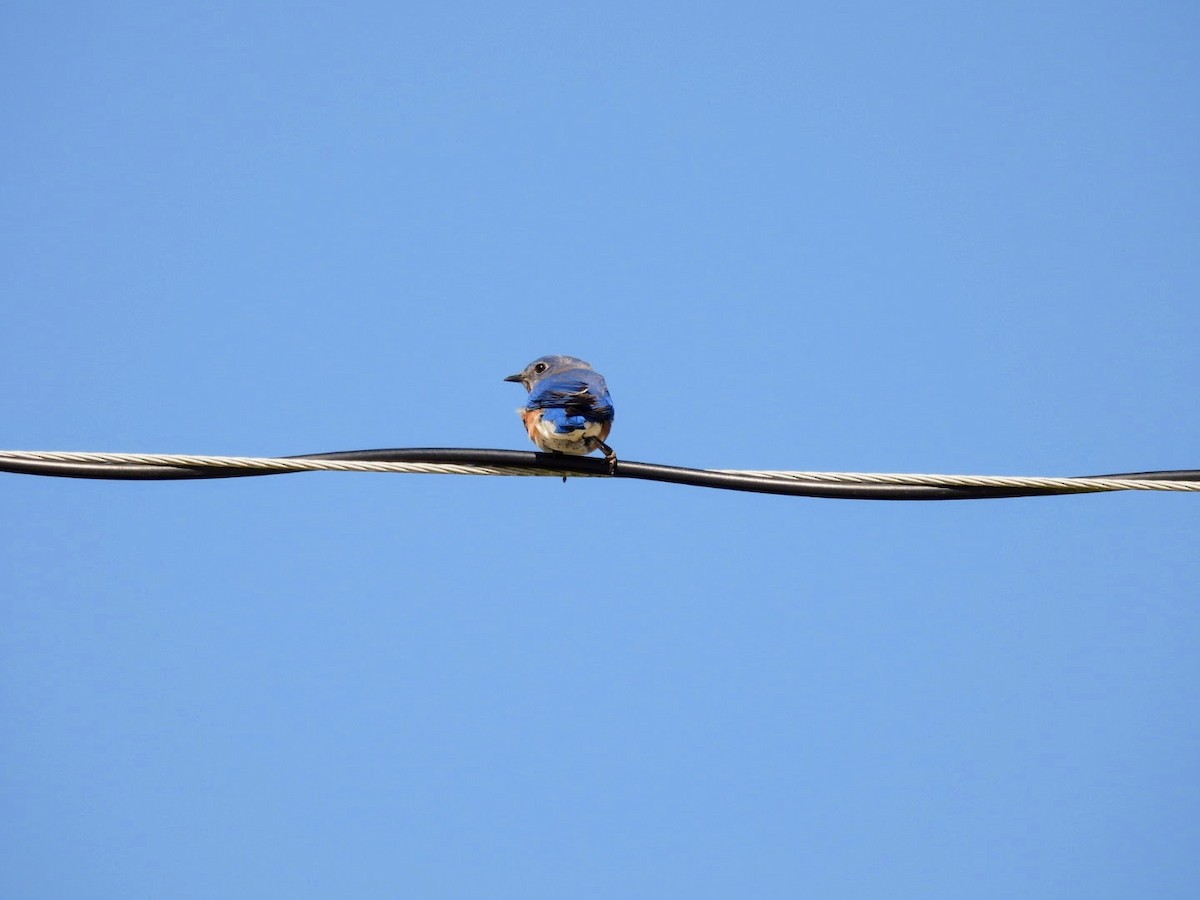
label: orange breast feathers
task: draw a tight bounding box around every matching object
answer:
[521,408,545,443]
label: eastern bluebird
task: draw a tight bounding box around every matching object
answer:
[504,355,616,473]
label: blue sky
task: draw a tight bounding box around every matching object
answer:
[2,3,1198,897]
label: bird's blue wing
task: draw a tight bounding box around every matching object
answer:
[537,406,595,434]
[527,370,614,423]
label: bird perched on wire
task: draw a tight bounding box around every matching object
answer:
[504,355,616,474]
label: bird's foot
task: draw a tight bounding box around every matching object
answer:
[587,438,618,475]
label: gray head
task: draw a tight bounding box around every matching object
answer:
[503,355,594,391]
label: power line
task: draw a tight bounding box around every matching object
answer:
[1,448,1197,501]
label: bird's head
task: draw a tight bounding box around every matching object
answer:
[503,355,593,391]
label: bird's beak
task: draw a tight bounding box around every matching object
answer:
[503,373,524,384]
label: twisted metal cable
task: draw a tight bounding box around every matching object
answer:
[0,450,568,477]
[720,469,1200,492]
[1,448,1198,499]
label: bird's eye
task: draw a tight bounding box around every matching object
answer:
[533,362,548,374]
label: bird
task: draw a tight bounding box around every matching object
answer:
[504,355,616,474]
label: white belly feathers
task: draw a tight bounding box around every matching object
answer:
[531,415,604,454]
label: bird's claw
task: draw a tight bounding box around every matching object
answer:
[585,437,618,475]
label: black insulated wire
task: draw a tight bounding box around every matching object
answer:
[1,448,1197,501]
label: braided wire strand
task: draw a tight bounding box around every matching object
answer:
[1,450,1197,492]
